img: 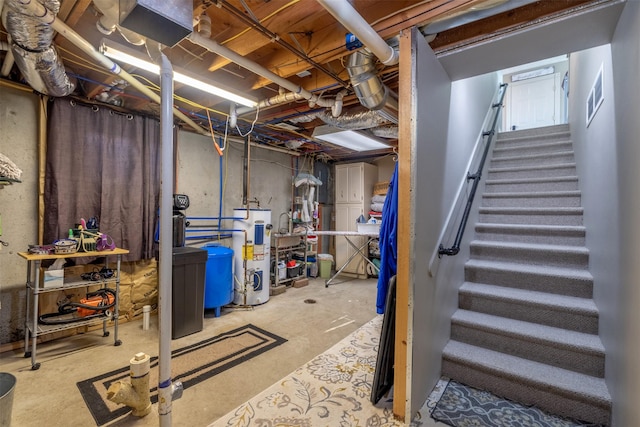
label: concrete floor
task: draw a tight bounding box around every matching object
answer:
[0,277,445,427]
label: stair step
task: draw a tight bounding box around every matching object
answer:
[492,140,574,158]
[484,176,579,192]
[488,162,577,179]
[459,282,599,334]
[469,240,589,268]
[451,310,604,376]
[475,223,586,245]
[482,190,582,208]
[478,206,584,226]
[490,150,575,168]
[464,259,593,298]
[497,125,570,143]
[442,341,611,425]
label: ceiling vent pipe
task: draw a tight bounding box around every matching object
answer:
[4,0,74,96]
[346,49,398,124]
[316,0,398,123]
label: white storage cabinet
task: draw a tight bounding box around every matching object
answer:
[334,162,377,276]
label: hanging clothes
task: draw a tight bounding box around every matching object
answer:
[376,162,398,314]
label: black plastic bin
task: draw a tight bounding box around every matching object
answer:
[171,246,207,339]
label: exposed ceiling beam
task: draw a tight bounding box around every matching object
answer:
[249,0,487,90]
[207,0,326,72]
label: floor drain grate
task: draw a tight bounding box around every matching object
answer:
[304,299,316,304]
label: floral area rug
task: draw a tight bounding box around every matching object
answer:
[431,380,599,427]
[209,315,405,427]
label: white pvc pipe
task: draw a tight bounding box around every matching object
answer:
[0,37,12,76]
[158,53,174,426]
[16,0,207,136]
[236,91,304,116]
[188,32,336,110]
[142,305,150,330]
[317,0,399,66]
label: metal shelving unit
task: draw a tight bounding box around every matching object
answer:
[271,232,308,288]
[18,248,129,370]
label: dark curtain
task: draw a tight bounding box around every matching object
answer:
[44,99,162,261]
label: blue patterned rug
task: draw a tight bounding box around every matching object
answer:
[431,380,600,427]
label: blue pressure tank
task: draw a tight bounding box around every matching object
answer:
[203,243,234,317]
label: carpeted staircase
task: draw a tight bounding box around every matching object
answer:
[441,124,611,425]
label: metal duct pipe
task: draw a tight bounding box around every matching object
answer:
[346,50,398,123]
[5,0,74,96]
[15,0,207,135]
[316,0,399,66]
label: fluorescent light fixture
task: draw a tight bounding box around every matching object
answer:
[312,125,390,151]
[100,40,257,107]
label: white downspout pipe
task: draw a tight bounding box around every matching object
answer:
[1,48,14,77]
[157,53,183,426]
[0,39,12,77]
[317,0,399,66]
[16,0,207,136]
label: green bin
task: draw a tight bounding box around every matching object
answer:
[318,254,333,279]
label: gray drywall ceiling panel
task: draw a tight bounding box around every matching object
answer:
[437,1,626,81]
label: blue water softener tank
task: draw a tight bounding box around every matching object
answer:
[203,243,234,317]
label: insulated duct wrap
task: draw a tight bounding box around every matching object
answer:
[371,125,398,139]
[289,110,388,130]
[5,0,74,96]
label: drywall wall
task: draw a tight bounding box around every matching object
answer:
[610,2,640,424]
[428,70,502,346]
[569,46,618,317]
[397,27,452,420]
[0,85,40,344]
[568,43,622,422]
